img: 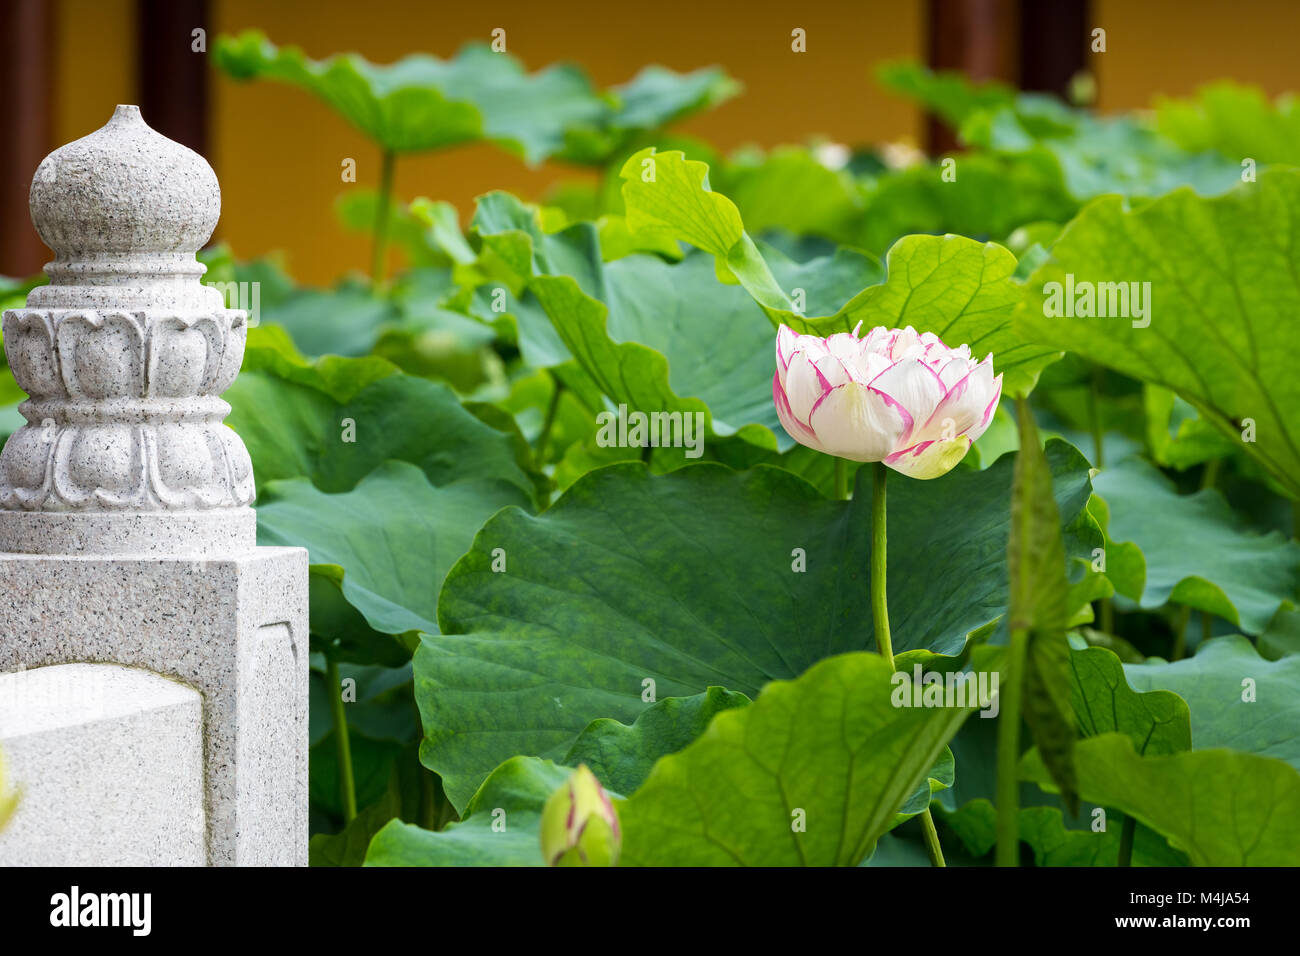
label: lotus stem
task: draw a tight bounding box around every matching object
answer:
[871,462,894,665]
[871,460,945,866]
[1117,814,1136,866]
[535,375,564,461]
[1089,364,1105,469]
[1200,457,1221,490]
[1171,604,1191,661]
[995,626,1029,866]
[326,657,358,823]
[370,148,397,292]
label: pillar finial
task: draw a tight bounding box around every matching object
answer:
[0,105,255,555]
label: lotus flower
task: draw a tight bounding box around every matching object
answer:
[773,323,1002,479]
[539,765,621,866]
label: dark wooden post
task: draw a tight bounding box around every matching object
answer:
[924,0,1090,153]
[136,0,209,155]
[925,0,1019,153]
[0,0,55,278]
[1019,0,1089,97]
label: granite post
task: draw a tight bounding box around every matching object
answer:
[0,105,308,866]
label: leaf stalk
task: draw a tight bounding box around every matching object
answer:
[327,657,358,823]
[871,460,945,866]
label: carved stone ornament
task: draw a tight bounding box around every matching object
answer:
[0,105,256,554]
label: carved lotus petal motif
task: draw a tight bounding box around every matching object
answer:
[150,424,217,506]
[3,312,61,398]
[148,317,222,397]
[215,425,256,505]
[57,311,145,400]
[209,314,247,395]
[0,426,53,501]
[55,424,147,508]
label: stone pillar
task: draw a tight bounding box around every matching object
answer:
[0,106,308,866]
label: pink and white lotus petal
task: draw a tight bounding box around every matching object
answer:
[771,322,1001,479]
[869,357,947,444]
[773,371,819,444]
[884,436,975,479]
[912,357,1003,447]
[807,382,911,462]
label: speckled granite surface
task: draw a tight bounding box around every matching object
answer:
[0,662,206,866]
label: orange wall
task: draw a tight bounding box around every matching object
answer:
[54,0,135,149]
[1093,0,1300,107]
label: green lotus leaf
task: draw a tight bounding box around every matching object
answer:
[1124,635,1300,770]
[1015,170,1300,498]
[617,653,979,866]
[1092,456,1300,633]
[417,439,1098,809]
[1021,732,1300,865]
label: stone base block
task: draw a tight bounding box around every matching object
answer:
[0,662,205,866]
[0,546,308,865]
[0,508,257,557]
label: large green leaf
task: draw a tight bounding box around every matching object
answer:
[417,440,1099,809]
[258,462,529,655]
[214,31,731,164]
[618,653,979,866]
[227,328,541,502]
[619,148,1060,396]
[1124,635,1300,770]
[215,32,602,161]
[1093,456,1300,632]
[1015,170,1300,498]
[1021,732,1300,865]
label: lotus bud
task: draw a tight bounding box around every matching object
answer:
[773,323,1002,479]
[539,765,621,866]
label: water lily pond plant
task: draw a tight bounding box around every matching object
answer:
[24,32,1292,867]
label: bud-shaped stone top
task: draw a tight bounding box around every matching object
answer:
[26,105,223,311]
[0,105,254,555]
